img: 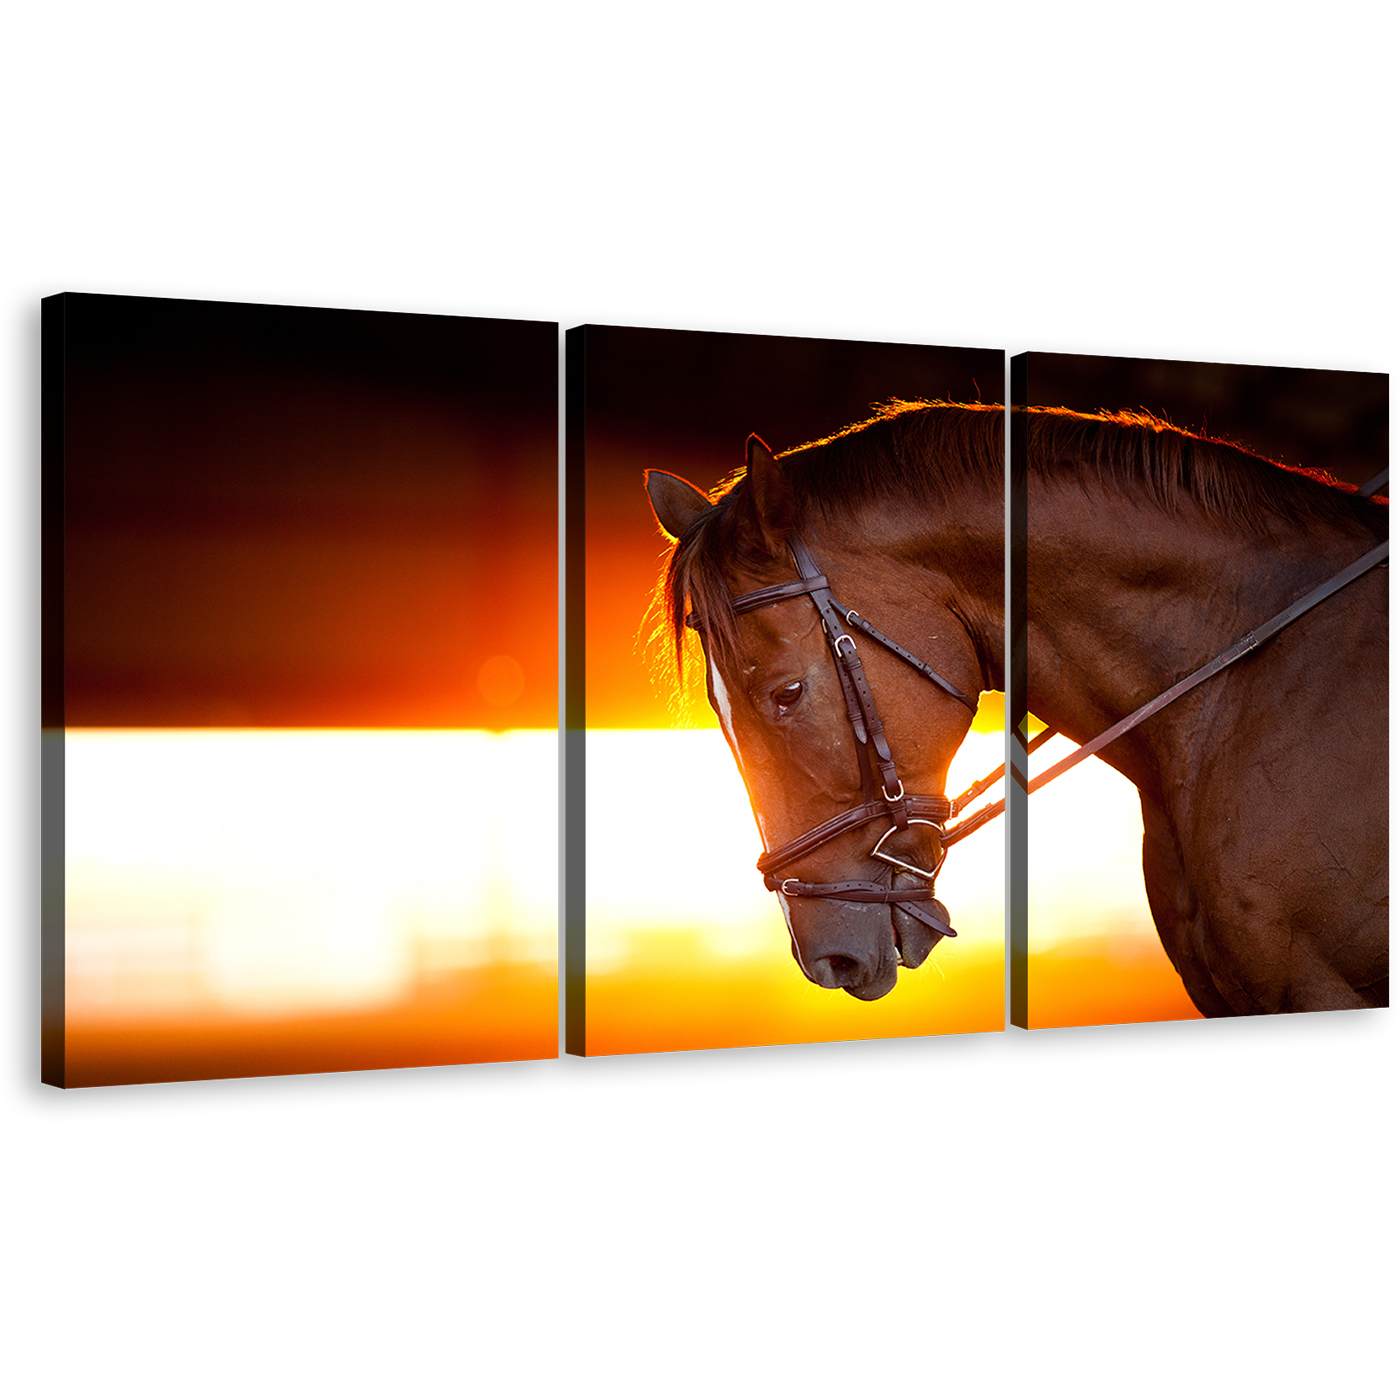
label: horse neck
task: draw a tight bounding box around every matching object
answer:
[1026,476,1377,791]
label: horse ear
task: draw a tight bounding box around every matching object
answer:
[646,470,711,541]
[743,434,794,553]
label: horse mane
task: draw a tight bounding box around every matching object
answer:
[654,398,1386,695]
[1023,405,1386,536]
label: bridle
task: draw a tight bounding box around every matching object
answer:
[688,513,1389,954]
[688,534,994,946]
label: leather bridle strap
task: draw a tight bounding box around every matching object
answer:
[840,609,978,712]
[939,725,1058,847]
[783,537,976,713]
[947,726,1057,814]
[955,538,1390,832]
[730,574,832,614]
[756,795,953,877]
[767,878,958,939]
[1031,540,1390,793]
[786,536,909,820]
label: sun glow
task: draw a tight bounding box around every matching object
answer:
[1027,735,1155,950]
[61,730,558,1083]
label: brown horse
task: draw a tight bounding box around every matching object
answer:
[647,400,1387,1013]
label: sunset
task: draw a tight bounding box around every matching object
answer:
[52,310,1385,1079]
[48,294,558,1085]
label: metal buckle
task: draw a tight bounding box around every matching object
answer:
[881,778,905,803]
[832,633,856,657]
[870,819,947,882]
[780,878,801,897]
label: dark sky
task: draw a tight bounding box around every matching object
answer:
[53,294,557,727]
[1022,352,1386,487]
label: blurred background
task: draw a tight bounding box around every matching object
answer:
[575,325,1007,1054]
[1022,352,1387,1028]
[52,294,558,1085]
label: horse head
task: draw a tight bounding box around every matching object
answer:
[648,432,987,1001]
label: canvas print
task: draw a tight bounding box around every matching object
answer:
[1010,352,1388,1028]
[43,293,558,1086]
[566,325,1007,1056]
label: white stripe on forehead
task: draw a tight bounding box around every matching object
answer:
[707,651,737,746]
[707,651,770,845]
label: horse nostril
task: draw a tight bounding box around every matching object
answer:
[812,953,862,989]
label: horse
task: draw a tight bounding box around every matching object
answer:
[646,399,1388,1014]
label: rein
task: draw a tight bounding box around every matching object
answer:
[962,536,1390,830]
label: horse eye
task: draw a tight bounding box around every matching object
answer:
[772,681,804,711]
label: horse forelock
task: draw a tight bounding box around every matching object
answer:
[658,488,760,697]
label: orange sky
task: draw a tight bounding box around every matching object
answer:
[59,295,557,729]
[584,437,737,729]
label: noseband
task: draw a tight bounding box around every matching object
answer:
[689,535,986,946]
